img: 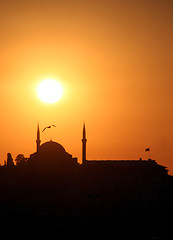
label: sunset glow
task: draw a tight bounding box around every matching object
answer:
[37,79,63,104]
[0,1,172,174]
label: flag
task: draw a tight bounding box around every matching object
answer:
[145,148,150,151]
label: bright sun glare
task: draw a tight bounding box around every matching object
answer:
[37,79,63,104]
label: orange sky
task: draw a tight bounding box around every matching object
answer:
[0,0,173,173]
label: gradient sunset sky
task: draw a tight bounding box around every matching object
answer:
[0,1,173,172]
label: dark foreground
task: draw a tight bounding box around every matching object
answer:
[1,207,172,240]
[0,164,172,239]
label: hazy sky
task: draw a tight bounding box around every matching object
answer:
[0,0,173,172]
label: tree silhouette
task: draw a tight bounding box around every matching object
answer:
[15,154,27,166]
[7,153,14,166]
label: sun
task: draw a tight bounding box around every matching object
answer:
[37,79,63,104]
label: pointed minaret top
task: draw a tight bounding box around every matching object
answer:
[83,122,86,139]
[36,123,41,152]
[37,123,40,135]
[82,122,87,164]
[83,122,85,130]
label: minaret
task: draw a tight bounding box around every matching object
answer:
[82,123,87,165]
[36,123,41,152]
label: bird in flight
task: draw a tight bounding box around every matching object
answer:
[42,125,56,132]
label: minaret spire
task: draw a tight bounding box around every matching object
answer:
[36,123,41,152]
[82,122,87,165]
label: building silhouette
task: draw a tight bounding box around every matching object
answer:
[0,123,172,240]
[30,123,168,178]
[29,124,78,171]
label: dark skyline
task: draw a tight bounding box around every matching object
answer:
[0,123,172,239]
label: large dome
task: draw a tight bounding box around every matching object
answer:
[29,130,78,169]
[39,140,66,154]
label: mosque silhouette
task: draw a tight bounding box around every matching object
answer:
[28,123,168,178]
[0,124,172,240]
[29,124,78,170]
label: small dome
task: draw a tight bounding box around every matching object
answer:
[39,140,66,154]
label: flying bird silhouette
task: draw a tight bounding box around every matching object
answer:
[42,125,56,132]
